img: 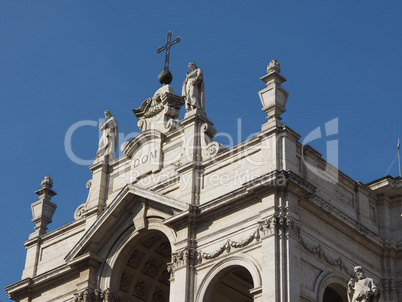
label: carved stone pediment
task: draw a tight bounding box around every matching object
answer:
[133,85,184,134]
[65,185,188,263]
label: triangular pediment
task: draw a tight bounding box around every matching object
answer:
[65,185,188,263]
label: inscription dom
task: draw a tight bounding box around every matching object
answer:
[133,150,158,168]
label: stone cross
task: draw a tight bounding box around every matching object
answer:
[156,31,181,71]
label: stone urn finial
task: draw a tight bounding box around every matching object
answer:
[30,176,57,238]
[267,59,281,74]
[41,176,53,190]
[259,59,288,129]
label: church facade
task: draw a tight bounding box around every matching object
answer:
[5,60,401,302]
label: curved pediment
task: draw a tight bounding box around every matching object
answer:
[64,185,188,263]
[121,129,165,159]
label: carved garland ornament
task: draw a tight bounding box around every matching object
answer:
[299,237,353,276]
[197,214,299,264]
[200,228,261,263]
[166,215,352,279]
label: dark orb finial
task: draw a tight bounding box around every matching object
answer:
[158,70,173,85]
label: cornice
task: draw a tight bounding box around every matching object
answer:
[5,262,75,300]
[307,194,383,248]
[165,170,316,229]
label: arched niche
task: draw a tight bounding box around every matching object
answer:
[316,272,348,302]
[196,255,262,302]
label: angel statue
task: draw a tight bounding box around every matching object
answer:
[95,110,118,163]
[348,266,379,302]
[182,62,205,111]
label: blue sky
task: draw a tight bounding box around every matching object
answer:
[1,1,401,300]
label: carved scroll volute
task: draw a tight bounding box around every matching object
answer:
[200,122,227,159]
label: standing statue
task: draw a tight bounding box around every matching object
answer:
[348,266,379,302]
[95,110,118,162]
[182,62,205,111]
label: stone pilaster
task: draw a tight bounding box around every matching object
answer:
[178,108,214,206]
[83,162,109,230]
[168,246,197,302]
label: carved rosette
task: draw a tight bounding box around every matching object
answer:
[74,288,120,302]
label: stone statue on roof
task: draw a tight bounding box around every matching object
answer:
[95,110,118,163]
[182,62,205,111]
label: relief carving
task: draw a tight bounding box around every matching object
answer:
[152,290,165,302]
[157,241,171,259]
[119,273,129,292]
[127,250,140,269]
[134,281,147,299]
[143,259,159,277]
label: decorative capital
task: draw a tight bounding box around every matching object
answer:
[74,288,121,302]
[259,213,300,239]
